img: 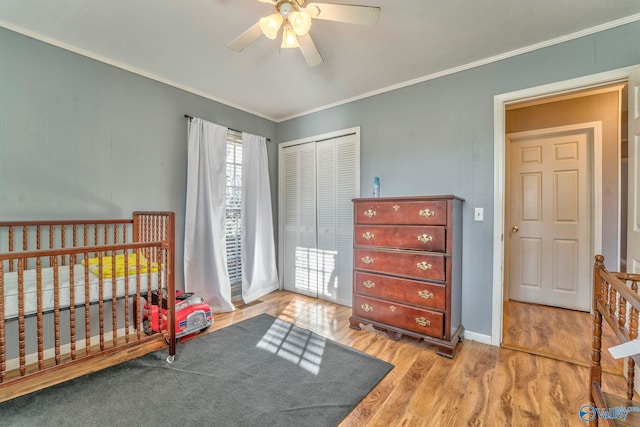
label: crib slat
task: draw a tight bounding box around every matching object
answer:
[48,225,54,267]
[36,258,44,369]
[98,253,105,351]
[111,252,118,347]
[83,253,91,356]
[0,262,6,382]
[22,226,28,270]
[135,252,142,341]
[53,257,60,365]
[8,226,14,272]
[124,250,130,343]
[69,254,76,360]
[61,227,66,266]
[17,259,26,376]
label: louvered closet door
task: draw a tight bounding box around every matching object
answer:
[316,135,359,306]
[282,143,318,297]
[280,132,359,306]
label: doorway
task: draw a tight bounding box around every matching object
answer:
[491,66,637,348]
[501,88,623,361]
[506,123,599,312]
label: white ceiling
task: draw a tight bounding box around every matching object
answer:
[1,0,640,122]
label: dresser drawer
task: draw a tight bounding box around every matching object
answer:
[354,248,445,281]
[354,225,446,252]
[355,200,447,225]
[354,271,446,310]
[354,295,444,338]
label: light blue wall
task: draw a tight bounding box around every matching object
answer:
[3,20,640,337]
[0,27,277,289]
[276,21,640,336]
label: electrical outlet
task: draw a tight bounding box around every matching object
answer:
[474,208,484,221]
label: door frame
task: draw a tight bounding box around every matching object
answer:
[504,122,602,309]
[491,66,636,346]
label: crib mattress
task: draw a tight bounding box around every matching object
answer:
[3,264,160,320]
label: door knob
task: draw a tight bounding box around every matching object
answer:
[512,226,519,233]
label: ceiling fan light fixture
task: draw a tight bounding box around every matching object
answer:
[278,1,294,18]
[281,23,299,48]
[259,13,283,40]
[288,11,312,36]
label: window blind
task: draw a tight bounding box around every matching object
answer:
[226,130,243,285]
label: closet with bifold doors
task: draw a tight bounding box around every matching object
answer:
[278,127,360,307]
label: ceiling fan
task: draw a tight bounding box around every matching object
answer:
[227,0,381,67]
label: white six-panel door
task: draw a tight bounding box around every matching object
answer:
[508,127,592,311]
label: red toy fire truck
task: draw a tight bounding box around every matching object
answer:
[142,289,214,341]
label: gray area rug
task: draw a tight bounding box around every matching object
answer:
[1,313,393,427]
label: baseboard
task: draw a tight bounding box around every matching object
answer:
[463,330,492,345]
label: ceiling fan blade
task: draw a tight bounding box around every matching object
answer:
[298,33,323,67]
[227,22,263,52]
[302,3,381,25]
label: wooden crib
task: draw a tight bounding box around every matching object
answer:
[0,211,176,403]
[591,255,640,426]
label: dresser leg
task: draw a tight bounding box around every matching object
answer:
[386,330,403,341]
[436,345,455,358]
[349,317,362,330]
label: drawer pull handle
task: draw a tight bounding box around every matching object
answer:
[419,208,435,218]
[416,317,431,327]
[416,261,432,271]
[362,256,374,265]
[418,290,434,300]
[417,234,433,244]
[362,232,375,240]
[364,209,376,218]
[361,304,373,312]
[392,205,400,211]
[363,280,376,289]
[389,305,397,311]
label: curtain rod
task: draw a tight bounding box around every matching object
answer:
[184,114,271,142]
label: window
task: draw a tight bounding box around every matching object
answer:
[226,130,242,285]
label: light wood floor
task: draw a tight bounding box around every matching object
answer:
[8,291,628,425]
[502,300,623,375]
[204,291,630,427]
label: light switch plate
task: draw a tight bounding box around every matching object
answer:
[474,208,484,221]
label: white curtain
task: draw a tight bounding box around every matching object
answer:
[184,118,235,312]
[241,132,279,303]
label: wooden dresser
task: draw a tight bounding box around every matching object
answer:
[349,195,464,357]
